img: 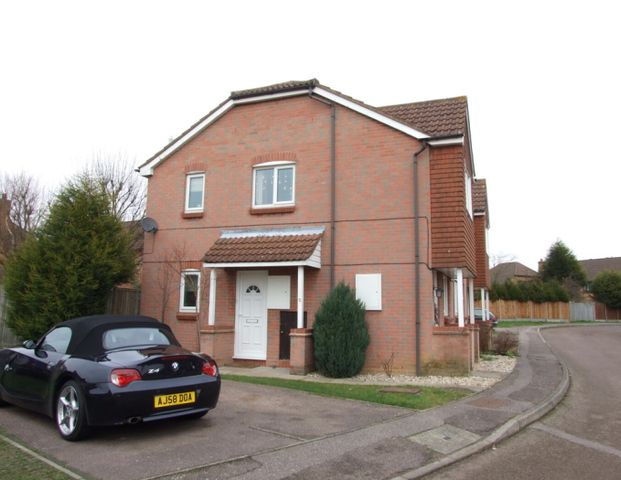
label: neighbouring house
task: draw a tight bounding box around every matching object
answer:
[580,257,621,320]
[0,193,24,283]
[0,193,24,347]
[0,193,15,304]
[578,257,621,288]
[137,79,491,375]
[105,220,144,316]
[473,180,491,307]
[490,261,538,285]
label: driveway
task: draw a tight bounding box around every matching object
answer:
[0,379,407,480]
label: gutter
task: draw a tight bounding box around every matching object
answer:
[413,141,428,376]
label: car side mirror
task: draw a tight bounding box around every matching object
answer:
[22,340,36,349]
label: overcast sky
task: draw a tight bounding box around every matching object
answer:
[1,0,619,270]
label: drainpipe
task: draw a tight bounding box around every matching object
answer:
[413,142,428,376]
[308,90,337,289]
[330,104,336,289]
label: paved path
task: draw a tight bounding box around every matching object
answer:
[0,325,578,480]
[424,325,621,480]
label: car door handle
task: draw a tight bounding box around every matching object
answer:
[4,364,12,372]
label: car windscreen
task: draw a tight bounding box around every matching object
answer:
[102,327,173,350]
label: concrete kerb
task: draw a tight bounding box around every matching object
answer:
[392,325,572,480]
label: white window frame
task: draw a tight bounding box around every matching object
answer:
[465,171,473,218]
[252,161,296,208]
[179,270,201,312]
[185,173,205,213]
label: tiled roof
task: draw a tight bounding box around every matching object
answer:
[203,232,322,264]
[139,79,470,172]
[230,79,465,138]
[378,97,468,137]
[473,179,488,214]
[230,79,319,100]
[490,262,539,284]
[578,257,621,281]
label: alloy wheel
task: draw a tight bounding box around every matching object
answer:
[57,384,80,436]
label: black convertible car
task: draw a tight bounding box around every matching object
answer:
[0,315,220,441]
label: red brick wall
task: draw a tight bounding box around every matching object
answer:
[474,214,490,288]
[429,145,476,275]
[427,326,477,374]
[140,95,438,373]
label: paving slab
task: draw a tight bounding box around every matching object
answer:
[409,425,480,455]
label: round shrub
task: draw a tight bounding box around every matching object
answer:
[592,270,621,309]
[313,282,369,378]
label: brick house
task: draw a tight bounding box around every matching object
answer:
[578,257,621,285]
[491,262,538,284]
[137,79,490,375]
[473,180,491,311]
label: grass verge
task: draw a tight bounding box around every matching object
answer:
[0,433,73,480]
[222,374,469,410]
[498,320,596,328]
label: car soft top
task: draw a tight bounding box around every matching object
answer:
[56,315,178,356]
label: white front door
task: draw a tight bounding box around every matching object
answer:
[235,270,268,360]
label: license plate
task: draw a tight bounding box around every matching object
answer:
[154,391,196,408]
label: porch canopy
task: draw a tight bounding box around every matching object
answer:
[202,226,324,328]
[202,226,323,268]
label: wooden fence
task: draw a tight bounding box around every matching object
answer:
[486,300,621,321]
[595,303,621,321]
[105,287,141,315]
[488,300,570,321]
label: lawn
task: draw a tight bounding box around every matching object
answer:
[222,374,469,410]
[0,434,73,480]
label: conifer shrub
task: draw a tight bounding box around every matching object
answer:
[490,279,569,303]
[4,177,136,340]
[313,282,370,378]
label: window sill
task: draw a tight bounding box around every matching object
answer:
[249,205,296,215]
[176,312,198,321]
[182,211,204,219]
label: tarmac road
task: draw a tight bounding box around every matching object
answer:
[425,325,621,480]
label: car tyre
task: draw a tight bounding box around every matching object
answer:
[56,380,90,441]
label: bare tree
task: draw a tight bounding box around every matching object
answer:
[156,244,187,324]
[155,243,205,350]
[490,252,517,268]
[0,172,48,249]
[82,152,146,222]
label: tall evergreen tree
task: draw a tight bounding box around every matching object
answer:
[313,282,369,378]
[540,240,587,285]
[4,177,136,339]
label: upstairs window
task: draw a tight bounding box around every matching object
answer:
[185,173,205,212]
[180,270,200,312]
[253,163,295,208]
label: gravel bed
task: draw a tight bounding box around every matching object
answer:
[305,355,516,391]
